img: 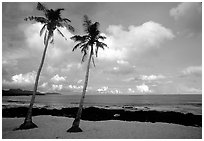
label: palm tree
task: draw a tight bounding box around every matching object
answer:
[67,15,108,132]
[18,2,74,130]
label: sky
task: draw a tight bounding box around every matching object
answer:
[2,2,202,95]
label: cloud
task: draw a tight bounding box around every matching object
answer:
[140,74,166,81]
[104,65,135,75]
[182,65,202,76]
[99,21,174,61]
[170,2,201,20]
[116,60,129,65]
[23,23,75,66]
[52,84,63,91]
[40,82,48,88]
[97,86,109,93]
[136,83,152,93]
[77,79,83,84]
[2,71,37,89]
[177,84,201,94]
[11,71,36,84]
[127,88,135,94]
[50,74,66,83]
[68,85,83,90]
[170,2,202,34]
[124,74,166,82]
[96,86,121,94]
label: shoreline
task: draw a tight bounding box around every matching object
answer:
[3,106,202,127]
[2,115,202,139]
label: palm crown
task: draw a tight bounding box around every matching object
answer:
[71,15,107,65]
[25,2,74,45]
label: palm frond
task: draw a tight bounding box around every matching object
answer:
[98,35,106,40]
[55,8,65,13]
[50,38,54,44]
[58,20,74,32]
[44,30,48,45]
[37,2,48,12]
[48,32,54,44]
[70,35,88,42]
[83,15,92,33]
[72,42,86,51]
[81,49,87,63]
[64,23,75,32]
[95,41,108,57]
[47,31,54,44]
[40,24,47,36]
[96,41,108,49]
[63,18,71,23]
[72,43,81,51]
[92,56,96,67]
[57,29,67,40]
[25,16,48,24]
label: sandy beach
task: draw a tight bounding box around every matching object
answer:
[2,115,201,139]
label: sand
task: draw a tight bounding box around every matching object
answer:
[2,115,201,139]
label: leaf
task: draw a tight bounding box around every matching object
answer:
[98,35,106,40]
[83,15,92,33]
[70,35,87,42]
[57,29,67,40]
[81,50,87,63]
[25,16,48,24]
[40,24,47,36]
[48,31,54,44]
[63,18,71,23]
[50,38,54,44]
[62,22,75,32]
[92,56,96,67]
[44,30,48,45]
[72,42,83,51]
[95,41,108,57]
[37,2,48,12]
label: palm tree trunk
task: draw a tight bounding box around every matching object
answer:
[18,32,50,130]
[67,46,93,132]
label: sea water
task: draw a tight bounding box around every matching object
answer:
[2,94,202,115]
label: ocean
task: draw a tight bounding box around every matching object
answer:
[2,94,202,115]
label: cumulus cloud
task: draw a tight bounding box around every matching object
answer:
[97,86,109,93]
[2,71,37,89]
[170,2,201,20]
[127,88,135,94]
[23,23,75,66]
[77,79,83,84]
[182,65,202,76]
[52,84,63,91]
[140,74,166,81]
[40,82,48,88]
[136,83,152,93]
[68,85,83,90]
[11,71,36,84]
[124,74,166,82]
[170,2,202,34]
[99,21,174,61]
[117,60,129,65]
[50,74,66,83]
[96,86,121,94]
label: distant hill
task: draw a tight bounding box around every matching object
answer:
[2,89,61,96]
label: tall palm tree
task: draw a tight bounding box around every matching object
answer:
[18,2,74,130]
[67,15,107,132]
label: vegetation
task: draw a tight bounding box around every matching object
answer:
[67,15,108,132]
[18,2,74,130]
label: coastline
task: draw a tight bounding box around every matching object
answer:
[3,115,201,139]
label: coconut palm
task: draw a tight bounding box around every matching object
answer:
[67,15,107,132]
[18,2,74,130]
